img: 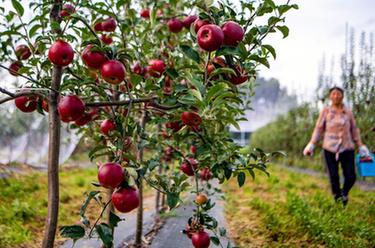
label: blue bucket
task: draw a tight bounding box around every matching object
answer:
[355,152,375,177]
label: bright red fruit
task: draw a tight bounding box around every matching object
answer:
[183,15,197,29]
[41,99,49,112]
[229,66,249,85]
[181,111,202,126]
[74,113,92,126]
[100,60,126,84]
[180,157,198,176]
[81,45,107,69]
[58,95,85,122]
[112,187,140,213]
[48,40,74,66]
[222,21,244,46]
[132,62,144,75]
[60,3,75,18]
[102,17,116,32]
[197,24,224,52]
[200,167,213,181]
[100,119,116,135]
[147,59,165,78]
[94,22,104,32]
[193,19,210,33]
[98,162,124,188]
[190,145,197,154]
[192,231,211,248]
[140,9,150,19]
[9,61,22,76]
[15,45,31,60]
[100,34,113,45]
[167,18,184,33]
[15,96,37,112]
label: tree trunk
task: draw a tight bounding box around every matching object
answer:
[135,113,147,247]
[42,64,62,248]
[42,2,62,247]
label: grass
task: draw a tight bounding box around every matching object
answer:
[0,167,102,248]
[224,165,375,248]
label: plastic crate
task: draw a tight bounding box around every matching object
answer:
[355,153,375,177]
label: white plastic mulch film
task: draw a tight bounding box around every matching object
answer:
[0,102,81,168]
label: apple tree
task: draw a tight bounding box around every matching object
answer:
[0,0,297,247]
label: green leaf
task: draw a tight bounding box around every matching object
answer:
[237,172,246,187]
[215,46,243,57]
[109,211,122,229]
[166,192,179,209]
[165,68,179,79]
[268,16,281,26]
[262,44,276,59]
[248,55,270,68]
[219,227,227,236]
[29,24,42,37]
[276,25,289,38]
[96,224,113,248]
[180,45,200,63]
[210,236,220,245]
[80,191,100,226]
[11,0,24,16]
[60,225,85,240]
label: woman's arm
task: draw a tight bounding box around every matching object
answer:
[309,107,327,145]
[348,109,363,147]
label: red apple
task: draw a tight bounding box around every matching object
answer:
[165,121,183,132]
[200,167,213,181]
[94,22,104,32]
[229,66,249,85]
[100,60,126,84]
[15,45,31,60]
[100,119,116,135]
[190,145,197,154]
[58,95,85,122]
[15,96,37,112]
[60,3,75,18]
[180,157,198,176]
[183,15,198,29]
[192,231,210,248]
[197,24,224,52]
[102,17,116,32]
[74,112,92,126]
[41,99,49,112]
[9,61,22,76]
[112,187,140,213]
[98,162,124,188]
[100,34,113,45]
[132,62,145,75]
[81,44,107,69]
[168,18,184,33]
[212,57,227,68]
[147,59,165,78]
[222,21,244,46]
[140,9,150,19]
[193,19,210,33]
[48,40,74,66]
[181,111,202,126]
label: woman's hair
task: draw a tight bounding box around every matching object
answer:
[329,86,344,96]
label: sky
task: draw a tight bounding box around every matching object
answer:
[259,0,375,101]
[1,0,375,102]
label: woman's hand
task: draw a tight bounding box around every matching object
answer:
[303,143,315,156]
[358,145,370,157]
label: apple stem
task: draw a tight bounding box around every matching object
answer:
[204,51,211,85]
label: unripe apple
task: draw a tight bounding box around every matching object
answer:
[100,119,116,135]
[100,60,126,84]
[140,9,150,19]
[183,15,197,29]
[168,18,184,33]
[193,19,210,33]
[112,187,140,213]
[48,40,74,66]
[181,111,202,126]
[100,34,113,45]
[192,231,210,248]
[81,44,107,69]
[15,45,31,60]
[15,96,37,112]
[197,24,224,52]
[222,21,244,46]
[195,194,208,205]
[60,3,75,18]
[58,95,85,122]
[9,61,22,76]
[147,59,165,78]
[101,17,116,32]
[98,162,124,188]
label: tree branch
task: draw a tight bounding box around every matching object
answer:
[0,91,46,105]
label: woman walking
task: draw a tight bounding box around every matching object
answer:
[303,87,370,205]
